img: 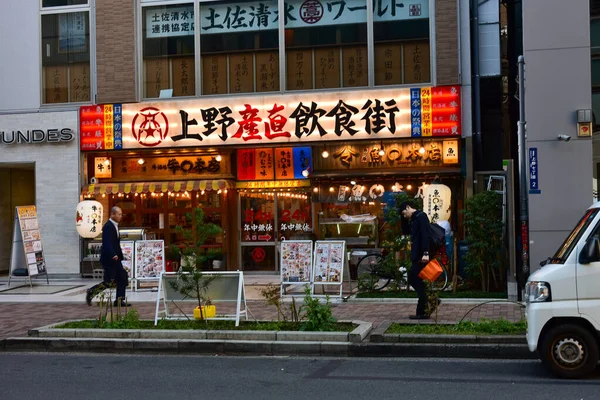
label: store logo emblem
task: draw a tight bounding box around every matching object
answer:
[131,107,169,147]
[299,0,323,24]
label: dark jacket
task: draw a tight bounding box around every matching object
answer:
[410,210,431,262]
[100,220,123,265]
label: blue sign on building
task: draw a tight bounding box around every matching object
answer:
[529,147,541,194]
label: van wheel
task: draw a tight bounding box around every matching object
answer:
[539,324,599,379]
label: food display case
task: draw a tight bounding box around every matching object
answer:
[317,216,379,247]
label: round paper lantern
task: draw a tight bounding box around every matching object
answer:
[76,200,103,238]
[423,184,452,223]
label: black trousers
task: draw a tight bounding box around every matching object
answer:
[89,260,128,301]
[408,260,428,316]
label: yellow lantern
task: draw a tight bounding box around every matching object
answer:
[76,200,103,238]
[423,184,452,223]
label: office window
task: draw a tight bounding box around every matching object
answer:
[374,0,430,85]
[41,11,91,104]
[284,0,367,90]
[42,0,87,7]
[142,3,196,98]
[200,0,279,95]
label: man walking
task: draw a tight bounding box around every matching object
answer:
[86,206,130,307]
[399,201,436,319]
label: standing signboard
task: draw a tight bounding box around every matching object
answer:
[280,240,313,296]
[134,240,165,290]
[9,206,49,287]
[313,241,346,298]
[120,241,135,289]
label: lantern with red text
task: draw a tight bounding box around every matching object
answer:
[76,200,103,238]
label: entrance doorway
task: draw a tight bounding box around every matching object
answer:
[239,191,313,272]
[0,165,36,272]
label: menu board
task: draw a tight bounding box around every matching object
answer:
[280,240,313,284]
[313,241,345,285]
[134,240,165,280]
[120,241,134,281]
[16,206,47,277]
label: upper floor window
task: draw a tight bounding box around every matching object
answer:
[42,0,88,6]
[41,10,91,104]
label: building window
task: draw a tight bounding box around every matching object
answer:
[41,11,91,104]
[200,0,279,95]
[142,3,196,98]
[42,0,87,7]
[285,0,367,90]
[374,0,430,85]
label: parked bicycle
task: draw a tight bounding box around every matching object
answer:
[355,247,450,292]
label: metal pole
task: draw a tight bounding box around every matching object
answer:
[471,0,483,171]
[517,55,530,278]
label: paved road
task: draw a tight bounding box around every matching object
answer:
[1,354,598,399]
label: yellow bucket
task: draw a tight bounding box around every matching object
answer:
[193,305,216,320]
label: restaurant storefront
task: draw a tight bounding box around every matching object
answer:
[78,85,463,273]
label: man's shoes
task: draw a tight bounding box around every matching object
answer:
[113,301,132,307]
[85,289,93,306]
[409,314,430,320]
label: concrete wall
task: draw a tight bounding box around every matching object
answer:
[523,0,593,270]
[0,111,80,275]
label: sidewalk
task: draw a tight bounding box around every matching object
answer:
[0,275,525,340]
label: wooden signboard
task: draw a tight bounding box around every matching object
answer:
[69,62,91,103]
[44,65,68,104]
[403,41,431,84]
[286,50,312,91]
[374,43,402,86]
[256,51,279,92]
[315,47,340,89]
[9,206,49,287]
[342,46,368,88]
[145,58,169,98]
[202,54,227,95]
[229,53,254,93]
[172,56,196,97]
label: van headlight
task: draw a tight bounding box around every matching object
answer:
[525,281,551,303]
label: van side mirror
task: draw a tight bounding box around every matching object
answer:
[579,237,600,264]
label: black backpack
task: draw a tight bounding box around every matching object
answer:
[428,223,446,255]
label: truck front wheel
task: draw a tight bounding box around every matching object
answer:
[539,324,599,379]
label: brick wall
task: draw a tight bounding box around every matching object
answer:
[435,0,460,85]
[0,111,80,274]
[96,0,136,104]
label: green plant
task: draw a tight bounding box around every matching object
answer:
[461,190,504,292]
[299,286,336,332]
[259,284,286,322]
[168,208,223,320]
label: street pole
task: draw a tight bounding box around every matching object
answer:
[517,55,530,281]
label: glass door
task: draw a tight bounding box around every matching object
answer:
[239,192,277,271]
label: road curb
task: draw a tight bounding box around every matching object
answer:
[0,337,535,359]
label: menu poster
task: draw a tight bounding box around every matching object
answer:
[134,240,165,280]
[280,241,313,284]
[16,206,47,277]
[313,241,346,285]
[120,241,134,280]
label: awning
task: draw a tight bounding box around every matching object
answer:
[82,180,233,195]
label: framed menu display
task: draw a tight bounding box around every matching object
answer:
[9,206,49,287]
[312,241,346,299]
[120,241,134,284]
[280,240,313,285]
[134,240,165,289]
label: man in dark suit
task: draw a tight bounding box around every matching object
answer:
[400,201,439,320]
[86,206,130,307]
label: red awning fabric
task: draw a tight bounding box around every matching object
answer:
[81,180,233,194]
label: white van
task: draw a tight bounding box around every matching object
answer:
[526,203,600,378]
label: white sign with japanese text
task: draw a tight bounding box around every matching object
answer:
[145,0,429,37]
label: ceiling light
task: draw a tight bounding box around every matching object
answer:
[138,158,145,165]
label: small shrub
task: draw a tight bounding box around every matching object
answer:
[299,286,336,332]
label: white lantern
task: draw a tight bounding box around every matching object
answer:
[76,200,103,238]
[423,184,452,223]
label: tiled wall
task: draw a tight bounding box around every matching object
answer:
[0,111,80,274]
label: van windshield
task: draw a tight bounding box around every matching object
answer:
[551,208,600,263]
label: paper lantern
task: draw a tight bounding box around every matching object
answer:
[76,200,103,238]
[423,184,452,223]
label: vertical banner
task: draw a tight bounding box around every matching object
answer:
[529,147,541,194]
[420,87,432,136]
[103,104,114,150]
[431,86,461,136]
[237,149,256,180]
[275,148,293,180]
[113,103,123,149]
[79,104,123,151]
[255,148,275,180]
[292,147,312,179]
[410,88,422,137]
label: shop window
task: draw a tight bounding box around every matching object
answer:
[276,193,312,241]
[374,2,431,86]
[142,3,196,98]
[41,11,91,104]
[200,0,279,95]
[285,0,367,90]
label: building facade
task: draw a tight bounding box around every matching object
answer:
[0,0,470,276]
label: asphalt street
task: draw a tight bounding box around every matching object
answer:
[0,354,599,400]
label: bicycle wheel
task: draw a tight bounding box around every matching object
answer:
[356,254,390,291]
